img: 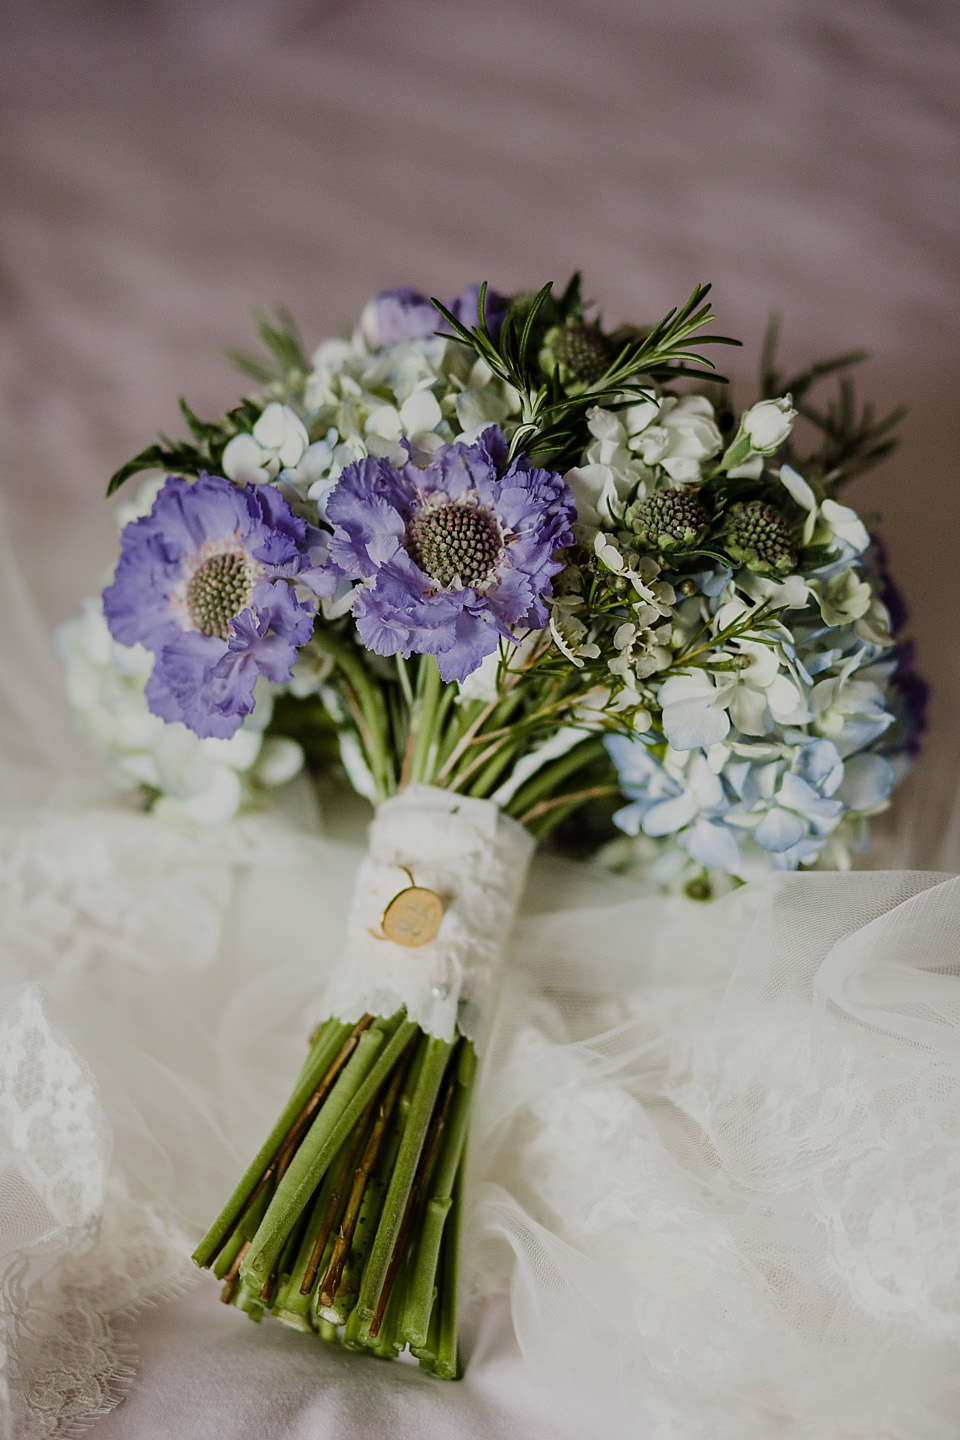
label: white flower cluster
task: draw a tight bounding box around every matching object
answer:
[223,334,519,519]
[564,396,722,537]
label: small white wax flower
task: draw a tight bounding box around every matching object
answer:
[741,396,796,453]
[594,533,625,572]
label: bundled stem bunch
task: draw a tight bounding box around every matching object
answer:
[194,1015,472,1375]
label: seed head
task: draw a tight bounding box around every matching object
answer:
[186,551,255,638]
[722,500,796,575]
[627,489,709,552]
[407,502,503,588]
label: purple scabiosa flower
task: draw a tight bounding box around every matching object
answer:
[323,427,575,683]
[103,474,325,738]
[363,284,510,348]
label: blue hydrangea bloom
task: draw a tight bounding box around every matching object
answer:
[323,427,575,683]
[103,474,323,738]
[366,284,509,348]
[604,529,924,884]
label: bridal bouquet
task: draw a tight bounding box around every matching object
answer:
[60,276,924,1377]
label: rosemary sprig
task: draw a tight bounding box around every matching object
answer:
[431,280,740,468]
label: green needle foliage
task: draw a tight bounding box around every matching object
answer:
[759,315,906,489]
[431,279,740,469]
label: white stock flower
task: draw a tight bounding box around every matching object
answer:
[564,463,633,537]
[628,395,722,482]
[222,403,309,485]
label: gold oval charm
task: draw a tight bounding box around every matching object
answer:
[381,886,445,948]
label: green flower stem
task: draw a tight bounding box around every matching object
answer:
[212,1187,270,1280]
[504,734,605,819]
[272,1115,374,1325]
[394,654,415,709]
[433,1165,464,1379]
[433,688,524,785]
[445,733,516,794]
[465,739,526,798]
[521,784,621,839]
[356,1036,455,1322]
[398,1043,476,1349]
[241,1014,417,1286]
[410,1229,444,1367]
[317,1049,411,1309]
[322,1035,422,1325]
[192,1016,355,1269]
[325,639,394,800]
[407,656,443,785]
[444,691,578,789]
[232,1275,266,1322]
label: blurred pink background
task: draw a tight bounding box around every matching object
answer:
[1,0,958,837]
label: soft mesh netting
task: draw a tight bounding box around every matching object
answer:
[1,490,959,1439]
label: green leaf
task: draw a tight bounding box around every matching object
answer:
[178,398,221,446]
[105,441,205,496]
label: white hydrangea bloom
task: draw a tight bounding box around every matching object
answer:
[297,336,519,519]
[56,599,303,825]
[222,403,309,485]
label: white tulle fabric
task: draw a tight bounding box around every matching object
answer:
[324,786,533,1043]
[1,507,959,1438]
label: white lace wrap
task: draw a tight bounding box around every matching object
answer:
[321,786,534,1044]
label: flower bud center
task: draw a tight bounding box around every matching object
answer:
[407,502,504,589]
[187,551,255,638]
